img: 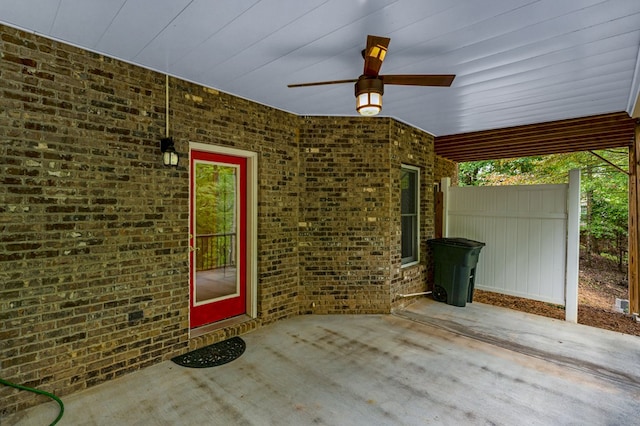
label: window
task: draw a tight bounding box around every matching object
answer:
[401,165,419,266]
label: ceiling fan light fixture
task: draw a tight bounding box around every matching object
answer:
[355,77,384,116]
[357,92,382,116]
[288,36,455,115]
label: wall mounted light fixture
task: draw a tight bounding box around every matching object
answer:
[161,137,179,167]
[160,74,179,167]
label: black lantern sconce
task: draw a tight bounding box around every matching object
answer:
[160,137,179,167]
[160,74,179,168]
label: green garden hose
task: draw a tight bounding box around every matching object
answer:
[0,378,64,425]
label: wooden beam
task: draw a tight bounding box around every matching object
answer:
[632,92,640,119]
[435,190,444,238]
[439,138,630,162]
[630,123,640,317]
[435,112,635,162]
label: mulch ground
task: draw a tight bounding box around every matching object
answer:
[473,289,640,337]
[471,252,640,336]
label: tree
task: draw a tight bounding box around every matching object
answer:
[195,163,237,268]
[195,164,236,235]
[459,157,541,186]
[459,149,628,268]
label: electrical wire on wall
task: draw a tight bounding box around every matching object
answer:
[0,378,64,425]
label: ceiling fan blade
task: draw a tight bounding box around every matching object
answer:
[381,74,455,86]
[363,35,391,77]
[288,78,358,88]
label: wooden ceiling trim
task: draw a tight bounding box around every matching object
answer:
[435,112,636,162]
[436,112,633,144]
[435,123,632,147]
[448,143,628,162]
[437,141,633,162]
[450,139,629,155]
[435,133,633,155]
[438,131,633,154]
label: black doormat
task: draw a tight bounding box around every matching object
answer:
[171,336,246,368]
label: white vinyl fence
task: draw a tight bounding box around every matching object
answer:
[442,170,580,321]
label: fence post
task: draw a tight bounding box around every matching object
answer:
[565,169,580,323]
[440,177,450,237]
[629,124,640,318]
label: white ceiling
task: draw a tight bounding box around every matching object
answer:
[1,0,639,136]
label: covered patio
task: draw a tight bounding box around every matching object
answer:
[8,300,640,425]
[2,2,640,419]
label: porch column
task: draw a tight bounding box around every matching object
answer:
[565,169,580,323]
[629,123,640,317]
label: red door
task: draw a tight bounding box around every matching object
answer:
[190,150,247,328]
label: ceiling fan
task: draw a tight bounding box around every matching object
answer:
[288,35,455,116]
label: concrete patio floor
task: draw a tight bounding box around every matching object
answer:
[6,299,640,425]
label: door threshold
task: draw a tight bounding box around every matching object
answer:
[189,314,254,339]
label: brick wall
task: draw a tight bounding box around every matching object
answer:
[389,121,436,310]
[299,117,393,314]
[0,25,300,416]
[0,24,451,417]
[169,80,302,326]
[1,31,189,414]
[298,118,439,313]
[435,154,458,186]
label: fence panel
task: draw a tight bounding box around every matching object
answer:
[447,184,568,305]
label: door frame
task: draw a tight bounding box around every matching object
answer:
[189,142,258,332]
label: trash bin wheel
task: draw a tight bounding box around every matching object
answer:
[433,285,447,303]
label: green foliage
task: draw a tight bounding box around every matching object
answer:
[588,178,627,240]
[459,149,628,266]
[195,163,238,269]
[459,157,542,185]
[195,163,236,235]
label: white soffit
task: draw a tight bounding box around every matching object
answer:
[0,0,639,136]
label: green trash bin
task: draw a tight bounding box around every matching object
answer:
[427,238,485,307]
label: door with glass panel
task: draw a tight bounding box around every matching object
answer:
[190,150,246,328]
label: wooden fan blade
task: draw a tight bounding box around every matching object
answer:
[288,78,358,88]
[363,35,391,77]
[381,74,455,86]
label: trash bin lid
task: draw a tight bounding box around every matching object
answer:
[427,237,485,248]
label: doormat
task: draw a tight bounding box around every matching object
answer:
[171,336,246,368]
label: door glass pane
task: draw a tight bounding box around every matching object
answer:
[194,162,238,304]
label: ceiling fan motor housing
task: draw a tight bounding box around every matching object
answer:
[354,76,384,97]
